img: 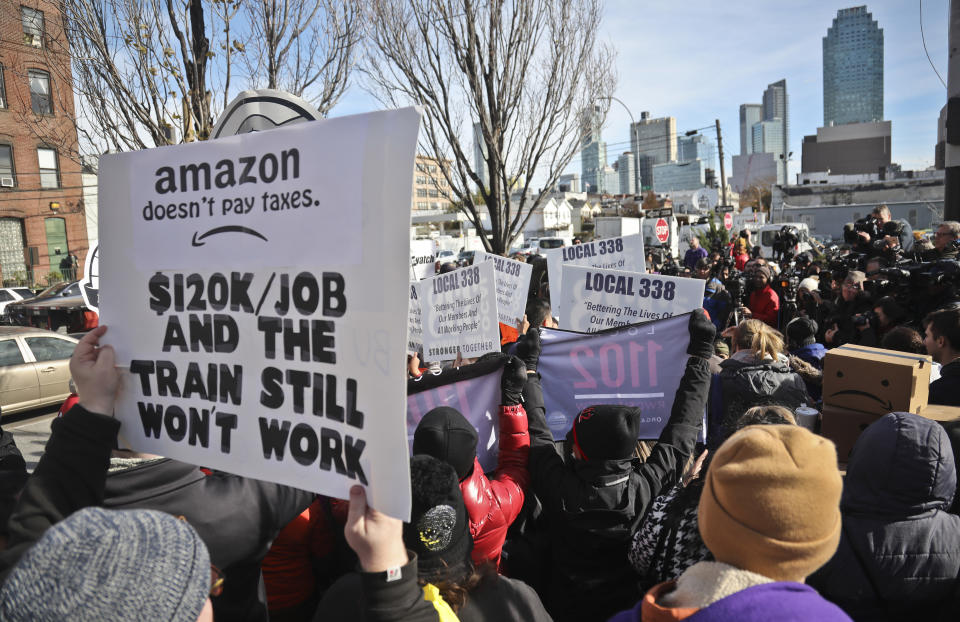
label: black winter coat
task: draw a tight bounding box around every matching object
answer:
[525,356,711,622]
[104,459,315,622]
[0,406,119,582]
[929,360,960,407]
[809,412,960,621]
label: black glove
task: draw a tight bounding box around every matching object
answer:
[516,327,542,373]
[687,309,716,359]
[501,356,527,406]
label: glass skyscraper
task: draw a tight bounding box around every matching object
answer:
[823,6,883,126]
[580,104,606,193]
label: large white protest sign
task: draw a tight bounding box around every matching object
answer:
[475,251,533,327]
[544,234,646,319]
[418,262,499,361]
[560,265,705,333]
[99,108,422,520]
[407,283,422,354]
[410,239,438,281]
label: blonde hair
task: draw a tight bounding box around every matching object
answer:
[735,238,748,253]
[734,319,785,360]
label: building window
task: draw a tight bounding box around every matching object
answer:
[415,175,426,185]
[0,66,6,109]
[37,147,58,188]
[416,201,427,210]
[21,7,44,48]
[28,70,52,115]
[416,188,427,198]
[428,188,439,198]
[416,163,426,173]
[0,145,15,188]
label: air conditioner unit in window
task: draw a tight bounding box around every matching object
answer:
[0,177,14,188]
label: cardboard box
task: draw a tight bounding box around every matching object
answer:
[822,344,932,416]
[918,404,960,423]
[820,404,884,462]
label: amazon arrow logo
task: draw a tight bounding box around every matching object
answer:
[192,226,269,246]
[828,389,892,411]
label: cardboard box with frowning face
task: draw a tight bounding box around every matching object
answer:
[822,344,932,416]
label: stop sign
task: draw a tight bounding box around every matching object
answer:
[655,218,669,243]
[723,212,733,231]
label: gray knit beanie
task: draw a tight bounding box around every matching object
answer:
[0,507,210,621]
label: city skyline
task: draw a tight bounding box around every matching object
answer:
[329,1,948,185]
[565,0,946,183]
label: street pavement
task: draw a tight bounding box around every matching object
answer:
[6,410,56,472]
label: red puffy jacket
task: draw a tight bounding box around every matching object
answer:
[460,403,530,569]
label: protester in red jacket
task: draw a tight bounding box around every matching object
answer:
[412,356,531,569]
[746,265,780,328]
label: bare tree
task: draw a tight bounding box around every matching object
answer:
[366,0,616,254]
[57,0,215,154]
[53,0,360,159]
[240,0,362,114]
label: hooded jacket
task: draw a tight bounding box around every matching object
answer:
[809,413,960,621]
[708,353,809,444]
[525,356,711,622]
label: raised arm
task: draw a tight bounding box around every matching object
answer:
[635,311,715,500]
[0,326,121,580]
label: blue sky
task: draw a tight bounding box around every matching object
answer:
[330,1,949,184]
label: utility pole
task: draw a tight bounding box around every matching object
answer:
[946,0,960,220]
[716,119,727,207]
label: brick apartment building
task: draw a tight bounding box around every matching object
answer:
[0,0,85,286]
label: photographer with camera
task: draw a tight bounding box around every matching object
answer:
[851,295,908,348]
[823,271,873,347]
[926,222,960,261]
[854,204,914,256]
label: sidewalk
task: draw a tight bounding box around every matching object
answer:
[7,415,53,472]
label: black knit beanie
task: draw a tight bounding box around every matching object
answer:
[566,405,642,461]
[412,407,478,481]
[786,317,818,347]
[404,455,473,581]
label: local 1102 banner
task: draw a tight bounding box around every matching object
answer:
[537,313,703,441]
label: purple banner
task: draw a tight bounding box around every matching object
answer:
[406,359,504,472]
[538,313,699,440]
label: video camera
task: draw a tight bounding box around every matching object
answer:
[771,225,800,263]
[843,216,905,259]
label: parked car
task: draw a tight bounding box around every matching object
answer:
[0,327,77,416]
[457,250,477,266]
[0,287,37,322]
[434,249,457,271]
[5,281,96,333]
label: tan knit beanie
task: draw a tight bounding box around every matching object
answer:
[698,425,842,582]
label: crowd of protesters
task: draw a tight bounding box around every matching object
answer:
[1,207,959,621]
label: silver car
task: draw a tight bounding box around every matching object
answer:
[0,327,77,416]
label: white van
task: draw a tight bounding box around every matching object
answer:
[747,223,813,259]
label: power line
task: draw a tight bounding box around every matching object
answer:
[920,0,947,89]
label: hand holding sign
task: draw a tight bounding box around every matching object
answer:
[345,485,408,573]
[70,326,119,416]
